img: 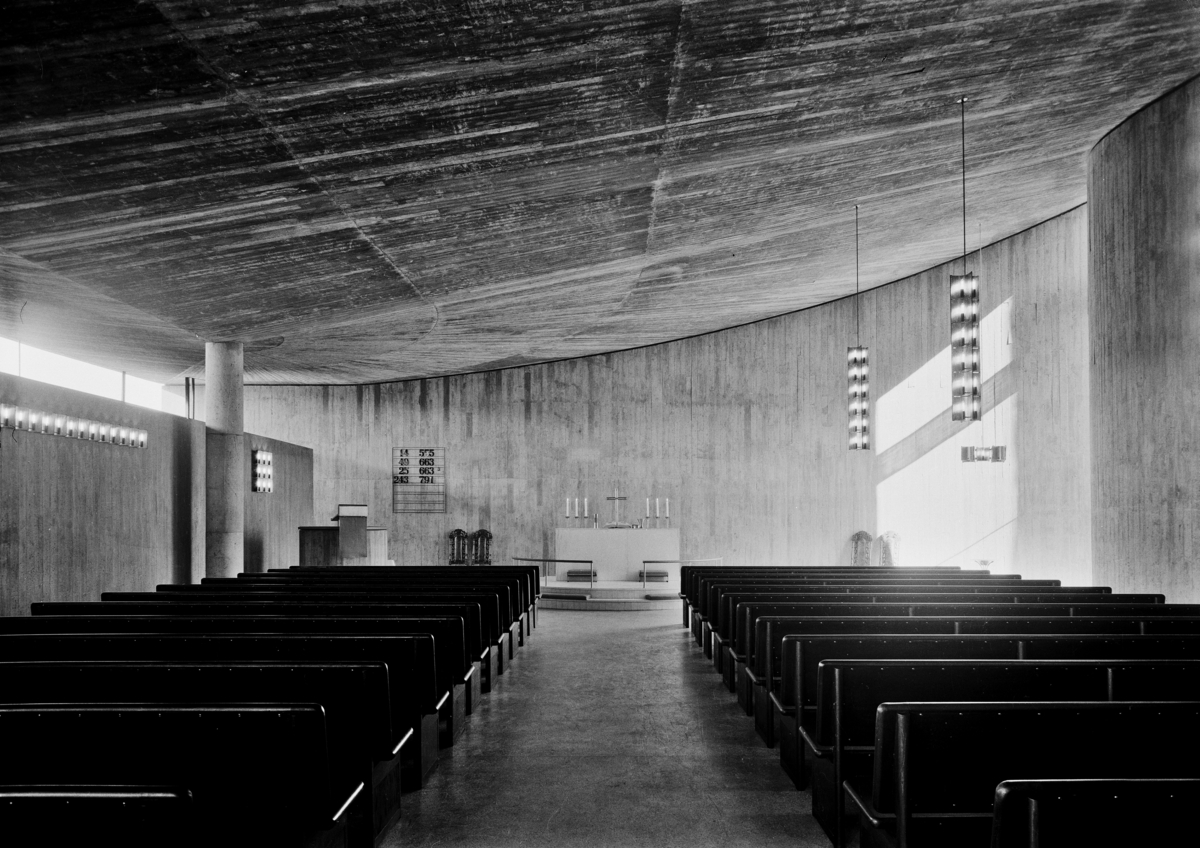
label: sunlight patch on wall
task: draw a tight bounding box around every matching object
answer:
[875,299,1013,453]
[877,394,1018,571]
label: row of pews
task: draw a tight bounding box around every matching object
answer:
[0,564,540,848]
[679,565,1200,848]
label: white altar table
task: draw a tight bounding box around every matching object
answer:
[554,528,680,583]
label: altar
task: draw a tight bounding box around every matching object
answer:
[554,528,680,583]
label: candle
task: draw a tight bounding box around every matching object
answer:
[584,497,588,517]
[655,497,660,518]
[566,498,570,519]
[574,498,579,518]
[665,498,670,518]
[646,498,650,518]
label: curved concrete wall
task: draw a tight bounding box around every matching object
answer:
[245,208,1092,580]
[1089,75,1200,602]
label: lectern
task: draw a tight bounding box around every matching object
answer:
[299,504,388,566]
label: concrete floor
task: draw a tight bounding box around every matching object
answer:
[389,607,830,848]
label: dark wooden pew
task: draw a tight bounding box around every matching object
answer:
[125,585,513,669]
[33,599,492,696]
[990,778,1200,848]
[799,659,1200,845]
[745,603,1200,713]
[0,660,399,846]
[762,617,1200,782]
[682,567,990,627]
[250,571,528,643]
[0,703,358,848]
[688,572,1023,643]
[717,584,1107,643]
[728,611,1160,697]
[0,785,195,848]
[0,632,440,791]
[74,591,506,685]
[703,578,1072,639]
[844,701,1200,848]
[771,633,1200,753]
[711,587,1124,667]
[679,567,973,627]
[6,612,477,737]
[197,574,524,656]
[270,565,542,636]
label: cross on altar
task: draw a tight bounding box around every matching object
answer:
[606,487,627,527]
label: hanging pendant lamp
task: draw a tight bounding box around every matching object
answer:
[849,205,870,451]
[951,100,1006,463]
[950,97,981,423]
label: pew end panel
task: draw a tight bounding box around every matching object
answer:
[465,662,482,714]
[401,712,442,792]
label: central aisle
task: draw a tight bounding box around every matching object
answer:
[390,608,828,847]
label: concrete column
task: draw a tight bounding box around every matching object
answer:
[1089,75,1200,602]
[205,342,245,578]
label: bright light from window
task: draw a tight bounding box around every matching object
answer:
[0,336,182,415]
[0,337,18,375]
[21,344,122,399]
[875,298,1013,453]
[125,374,162,409]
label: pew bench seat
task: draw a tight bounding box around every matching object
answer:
[0,704,360,848]
[0,785,196,848]
[0,632,440,794]
[844,701,1200,848]
[990,778,1200,848]
[0,660,407,846]
[797,659,1200,846]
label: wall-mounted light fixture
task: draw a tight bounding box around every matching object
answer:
[848,205,871,451]
[0,403,147,449]
[253,449,274,493]
[962,445,1007,463]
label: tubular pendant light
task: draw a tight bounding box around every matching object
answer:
[848,205,870,451]
[950,97,981,422]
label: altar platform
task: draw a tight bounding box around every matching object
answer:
[539,582,680,611]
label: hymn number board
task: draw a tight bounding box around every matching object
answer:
[392,447,446,513]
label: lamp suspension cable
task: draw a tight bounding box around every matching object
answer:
[848,204,870,451]
[961,96,968,273]
[855,204,861,342]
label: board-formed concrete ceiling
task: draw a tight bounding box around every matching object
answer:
[1,1,1197,385]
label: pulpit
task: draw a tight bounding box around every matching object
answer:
[299,504,391,566]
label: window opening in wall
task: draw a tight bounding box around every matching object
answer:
[0,336,186,416]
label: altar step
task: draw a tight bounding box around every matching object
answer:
[538,583,680,611]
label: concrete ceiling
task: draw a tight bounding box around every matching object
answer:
[1,1,1197,385]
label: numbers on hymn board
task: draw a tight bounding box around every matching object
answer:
[392,447,446,513]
